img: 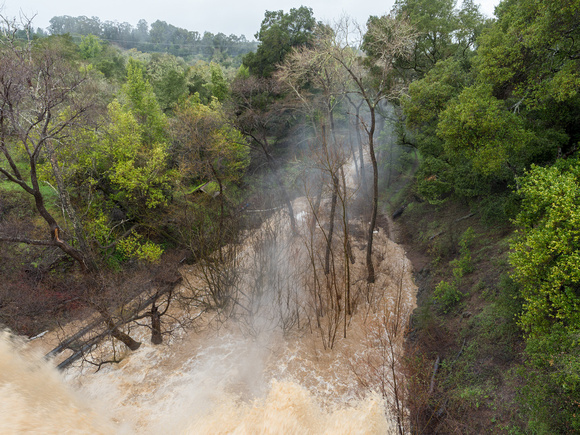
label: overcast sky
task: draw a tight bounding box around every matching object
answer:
[5,0,501,40]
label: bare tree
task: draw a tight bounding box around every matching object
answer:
[350,264,412,434]
[47,260,185,370]
[310,16,416,283]
[345,94,368,194]
[167,178,250,332]
[0,19,97,270]
[277,34,357,288]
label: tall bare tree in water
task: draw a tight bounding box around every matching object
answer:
[340,16,415,283]
[277,27,352,272]
[278,35,359,332]
[310,16,416,283]
[274,16,416,283]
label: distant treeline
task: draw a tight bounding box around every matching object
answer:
[43,15,258,59]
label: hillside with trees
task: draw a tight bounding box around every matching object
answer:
[1,0,579,433]
[46,15,258,63]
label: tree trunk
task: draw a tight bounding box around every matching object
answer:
[34,191,88,269]
[150,304,163,345]
[339,166,353,318]
[110,325,142,351]
[309,181,323,236]
[95,305,141,351]
[366,104,378,284]
[45,140,97,271]
[353,103,368,195]
[325,173,339,275]
[348,124,359,179]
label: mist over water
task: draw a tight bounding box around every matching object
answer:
[2,156,415,434]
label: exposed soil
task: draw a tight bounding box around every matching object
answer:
[385,189,526,433]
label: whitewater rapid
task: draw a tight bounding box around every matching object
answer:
[3,156,417,433]
[1,328,396,434]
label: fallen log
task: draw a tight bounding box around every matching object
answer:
[45,317,103,360]
[45,278,182,369]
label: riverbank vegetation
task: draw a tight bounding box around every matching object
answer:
[1,0,579,432]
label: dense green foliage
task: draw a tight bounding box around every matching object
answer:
[509,160,580,432]
[243,6,319,77]
[402,0,578,209]
[398,0,580,431]
[0,28,247,273]
[2,1,580,431]
[393,0,486,77]
[511,160,580,336]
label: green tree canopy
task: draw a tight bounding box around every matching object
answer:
[79,34,103,59]
[75,59,174,215]
[243,6,319,78]
[121,58,168,144]
[510,158,580,433]
[171,97,249,187]
[145,53,188,112]
[437,84,533,176]
[100,100,173,210]
[511,159,580,336]
[393,0,486,76]
[477,0,580,107]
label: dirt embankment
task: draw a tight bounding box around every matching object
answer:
[384,189,525,433]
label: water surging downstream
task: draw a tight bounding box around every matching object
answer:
[3,162,417,433]
[1,329,394,434]
[0,332,115,434]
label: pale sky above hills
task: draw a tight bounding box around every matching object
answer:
[6,0,501,40]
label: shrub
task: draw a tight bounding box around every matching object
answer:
[434,280,462,313]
